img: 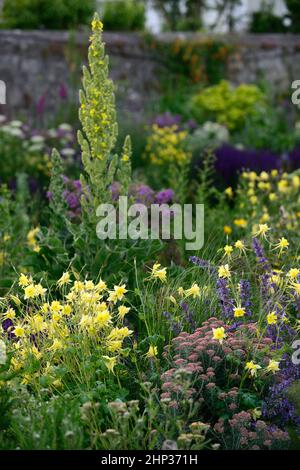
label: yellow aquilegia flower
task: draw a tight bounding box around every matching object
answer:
[267,312,278,325]
[212,327,226,344]
[150,263,167,282]
[266,360,280,374]
[185,283,200,299]
[233,306,246,318]
[218,264,231,279]
[146,345,158,359]
[245,361,261,377]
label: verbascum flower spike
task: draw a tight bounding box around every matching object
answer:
[78,13,132,216]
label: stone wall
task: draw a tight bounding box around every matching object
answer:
[1,30,300,121]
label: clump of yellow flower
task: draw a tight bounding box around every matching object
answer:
[1,273,133,388]
[145,124,191,166]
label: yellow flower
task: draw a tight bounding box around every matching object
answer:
[57,272,71,287]
[273,237,289,255]
[48,339,64,352]
[253,224,271,239]
[287,268,300,280]
[30,314,46,332]
[251,408,262,420]
[235,240,246,253]
[92,17,103,32]
[34,283,47,297]
[177,287,185,296]
[224,187,233,198]
[212,327,226,344]
[223,245,233,257]
[108,284,128,303]
[150,263,167,282]
[223,225,232,235]
[118,305,130,320]
[62,304,72,316]
[185,283,200,299]
[245,361,261,377]
[233,307,246,318]
[14,324,25,338]
[266,360,280,374]
[24,284,37,300]
[50,301,62,313]
[218,264,231,279]
[84,280,95,290]
[18,273,30,287]
[94,309,112,327]
[102,356,117,373]
[3,308,16,320]
[290,282,300,296]
[267,312,278,325]
[234,218,247,228]
[96,279,107,292]
[146,345,158,359]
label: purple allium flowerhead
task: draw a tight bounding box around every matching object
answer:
[155,189,174,204]
[46,191,53,201]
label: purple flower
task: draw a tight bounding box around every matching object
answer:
[36,95,46,115]
[189,256,216,274]
[216,277,234,318]
[155,189,174,204]
[59,83,68,100]
[153,112,182,129]
[252,238,271,271]
[239,280,252,317]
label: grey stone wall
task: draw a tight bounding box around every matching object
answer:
[1,30,300,121]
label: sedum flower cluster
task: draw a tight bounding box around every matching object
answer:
[160,318,289,449]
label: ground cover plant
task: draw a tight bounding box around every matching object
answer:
[0,14,300,451]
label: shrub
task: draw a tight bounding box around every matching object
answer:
[2,0,95,30]
[190,81,265,131]
[102,0,145,31]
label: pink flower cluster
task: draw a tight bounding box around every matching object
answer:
[159,317,288,450]
[214,411,289,450]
